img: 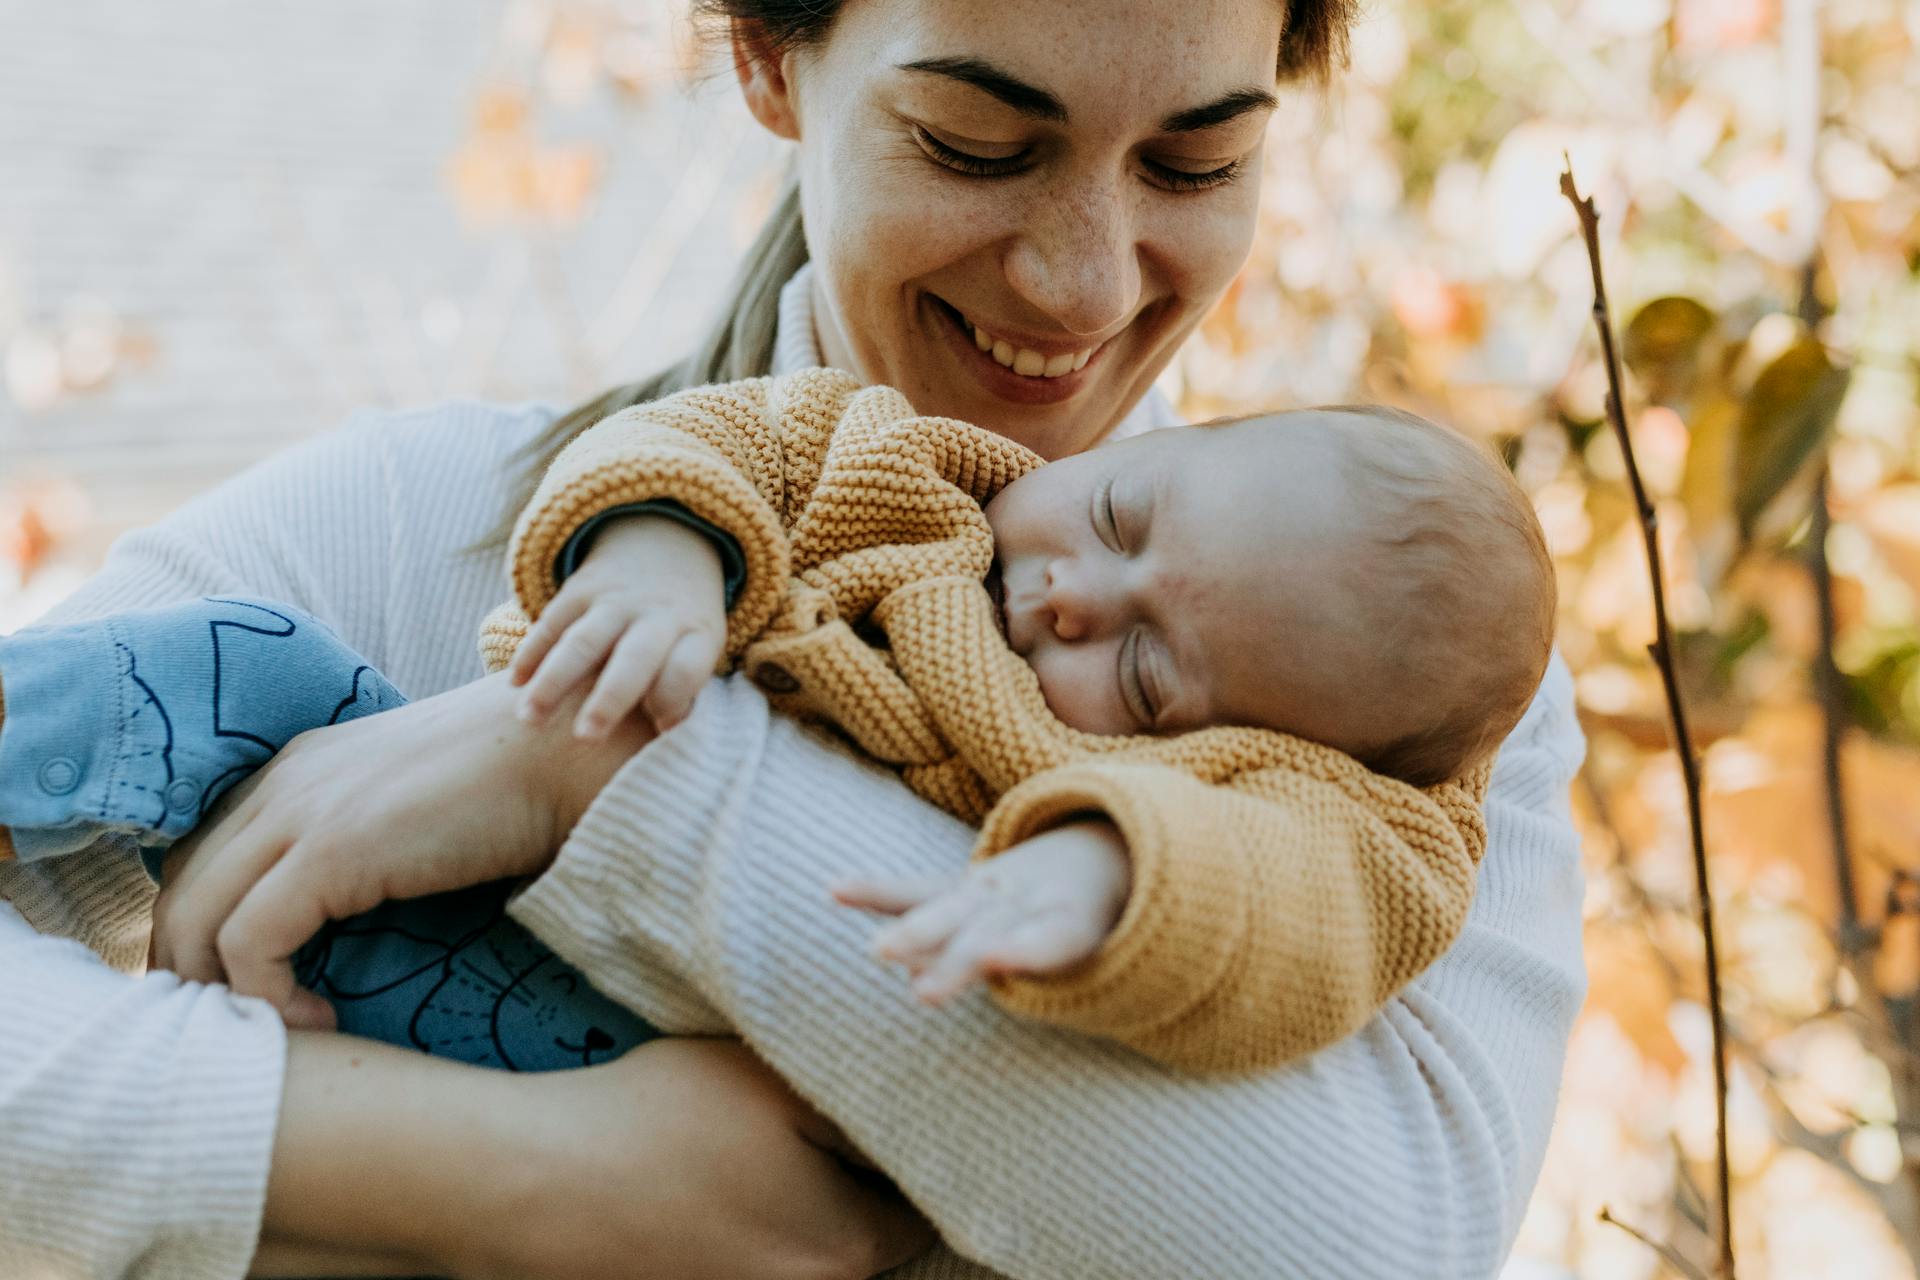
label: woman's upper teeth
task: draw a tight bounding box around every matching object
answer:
[968,319,1096,378]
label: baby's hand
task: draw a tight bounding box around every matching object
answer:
[832,820,1132,1004]
[510,515,726,739]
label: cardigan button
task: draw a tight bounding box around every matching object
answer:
[37,757,81,796]
[751,663,800,694]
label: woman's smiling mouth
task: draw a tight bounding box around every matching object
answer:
[931,296,1109,406]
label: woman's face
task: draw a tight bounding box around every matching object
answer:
[757,0,1285,460]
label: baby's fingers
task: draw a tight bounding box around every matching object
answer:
[510,591,591,687]
[831,873,954,917]
[519,605,629,724]
[911,914,1019,1004]
[641,628,723,735]
[575,621,678,739]
[869,888,980,968]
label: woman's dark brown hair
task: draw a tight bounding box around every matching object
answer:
[479,0,1357,549]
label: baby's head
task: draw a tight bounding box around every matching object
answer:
[981,405,1555,786]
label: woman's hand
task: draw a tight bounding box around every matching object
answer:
[450,1038,935,1280]
[151,670,652,1025]
[261,1032,934,1280]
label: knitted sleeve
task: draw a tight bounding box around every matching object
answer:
[972,750,1490,1074]
[493,371,867,668]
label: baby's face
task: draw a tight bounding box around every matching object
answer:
[982,413,1384,744]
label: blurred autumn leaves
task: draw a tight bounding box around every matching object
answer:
[4,0,1920,1274]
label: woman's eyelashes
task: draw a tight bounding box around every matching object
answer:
[913,126,1025,177]
[910,124,1247,193]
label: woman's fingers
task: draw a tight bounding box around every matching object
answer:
[214,843,358,1015]
[152,812,287,983]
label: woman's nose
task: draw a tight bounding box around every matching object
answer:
[1004,176,1142,338]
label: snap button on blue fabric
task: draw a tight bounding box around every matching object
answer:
[165,779,200,813]
[38,757,81,796]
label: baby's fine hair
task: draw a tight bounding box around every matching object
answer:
[1317,405,1556,787]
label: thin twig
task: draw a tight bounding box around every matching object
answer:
[1809,467,1864,946]
[1561,161,1735,1280]
[1599,1208,1713,1280]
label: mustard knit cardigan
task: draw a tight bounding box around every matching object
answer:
[478,368,1490,1074]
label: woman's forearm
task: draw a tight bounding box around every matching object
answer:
[258,1032,523,1275]
[513,667,1589,1280]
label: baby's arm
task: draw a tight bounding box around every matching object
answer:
[844,750,1488,1075]
[506,514,728,739]
[833,818,1132,1003]
[480,372,872,735]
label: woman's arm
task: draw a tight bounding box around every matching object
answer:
[259,1032,935,1280]
[0,903,286,1280]
[510,657,1586,1280]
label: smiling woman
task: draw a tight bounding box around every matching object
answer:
[0,0,1587,1277]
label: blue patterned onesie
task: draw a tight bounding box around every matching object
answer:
[0,596,657,1071]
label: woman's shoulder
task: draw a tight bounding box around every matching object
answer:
[346,397,560,473]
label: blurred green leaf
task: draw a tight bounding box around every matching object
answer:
[1678,392,1741,587]
[1734,339,1851,540]
[1624,296,1717,406]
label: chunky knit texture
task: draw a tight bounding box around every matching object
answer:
[480,368,1493,1073]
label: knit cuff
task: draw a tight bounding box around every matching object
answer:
[973,762,1251,1065]
[556,500,749,610]
[508,427,791,664]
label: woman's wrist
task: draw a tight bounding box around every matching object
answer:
[261,1031,523,1275]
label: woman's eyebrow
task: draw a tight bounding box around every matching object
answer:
[898,57,1067,122]
[898,57,1276,134]
[1159,87,1278,134]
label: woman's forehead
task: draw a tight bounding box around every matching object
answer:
[838,0,1286,116]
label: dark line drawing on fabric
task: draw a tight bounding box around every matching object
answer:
[293,881,654,1073]
[116,644,177,830]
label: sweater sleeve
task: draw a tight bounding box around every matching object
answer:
[0,411,404,1280]
[501,377,804,663]
[509,656,1587,1280]
[970,753,1486,1074]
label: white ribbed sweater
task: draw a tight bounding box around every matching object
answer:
[0,268,1588,1280]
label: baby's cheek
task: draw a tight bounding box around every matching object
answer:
[1027,646,1131,737]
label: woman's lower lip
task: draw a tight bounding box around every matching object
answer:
[933,299,1103,408]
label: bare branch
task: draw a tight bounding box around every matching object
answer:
[1561,161,1736,1280]
[1599,1208,1713,1280]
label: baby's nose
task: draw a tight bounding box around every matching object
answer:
[1045,560,1103,641]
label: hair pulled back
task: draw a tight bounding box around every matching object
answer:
[484,0,1357,547]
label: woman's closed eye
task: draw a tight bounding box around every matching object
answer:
[912,124,1248,193]
[913,125,1027,177]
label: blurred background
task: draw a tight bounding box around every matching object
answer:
[3,1,1918,1275]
